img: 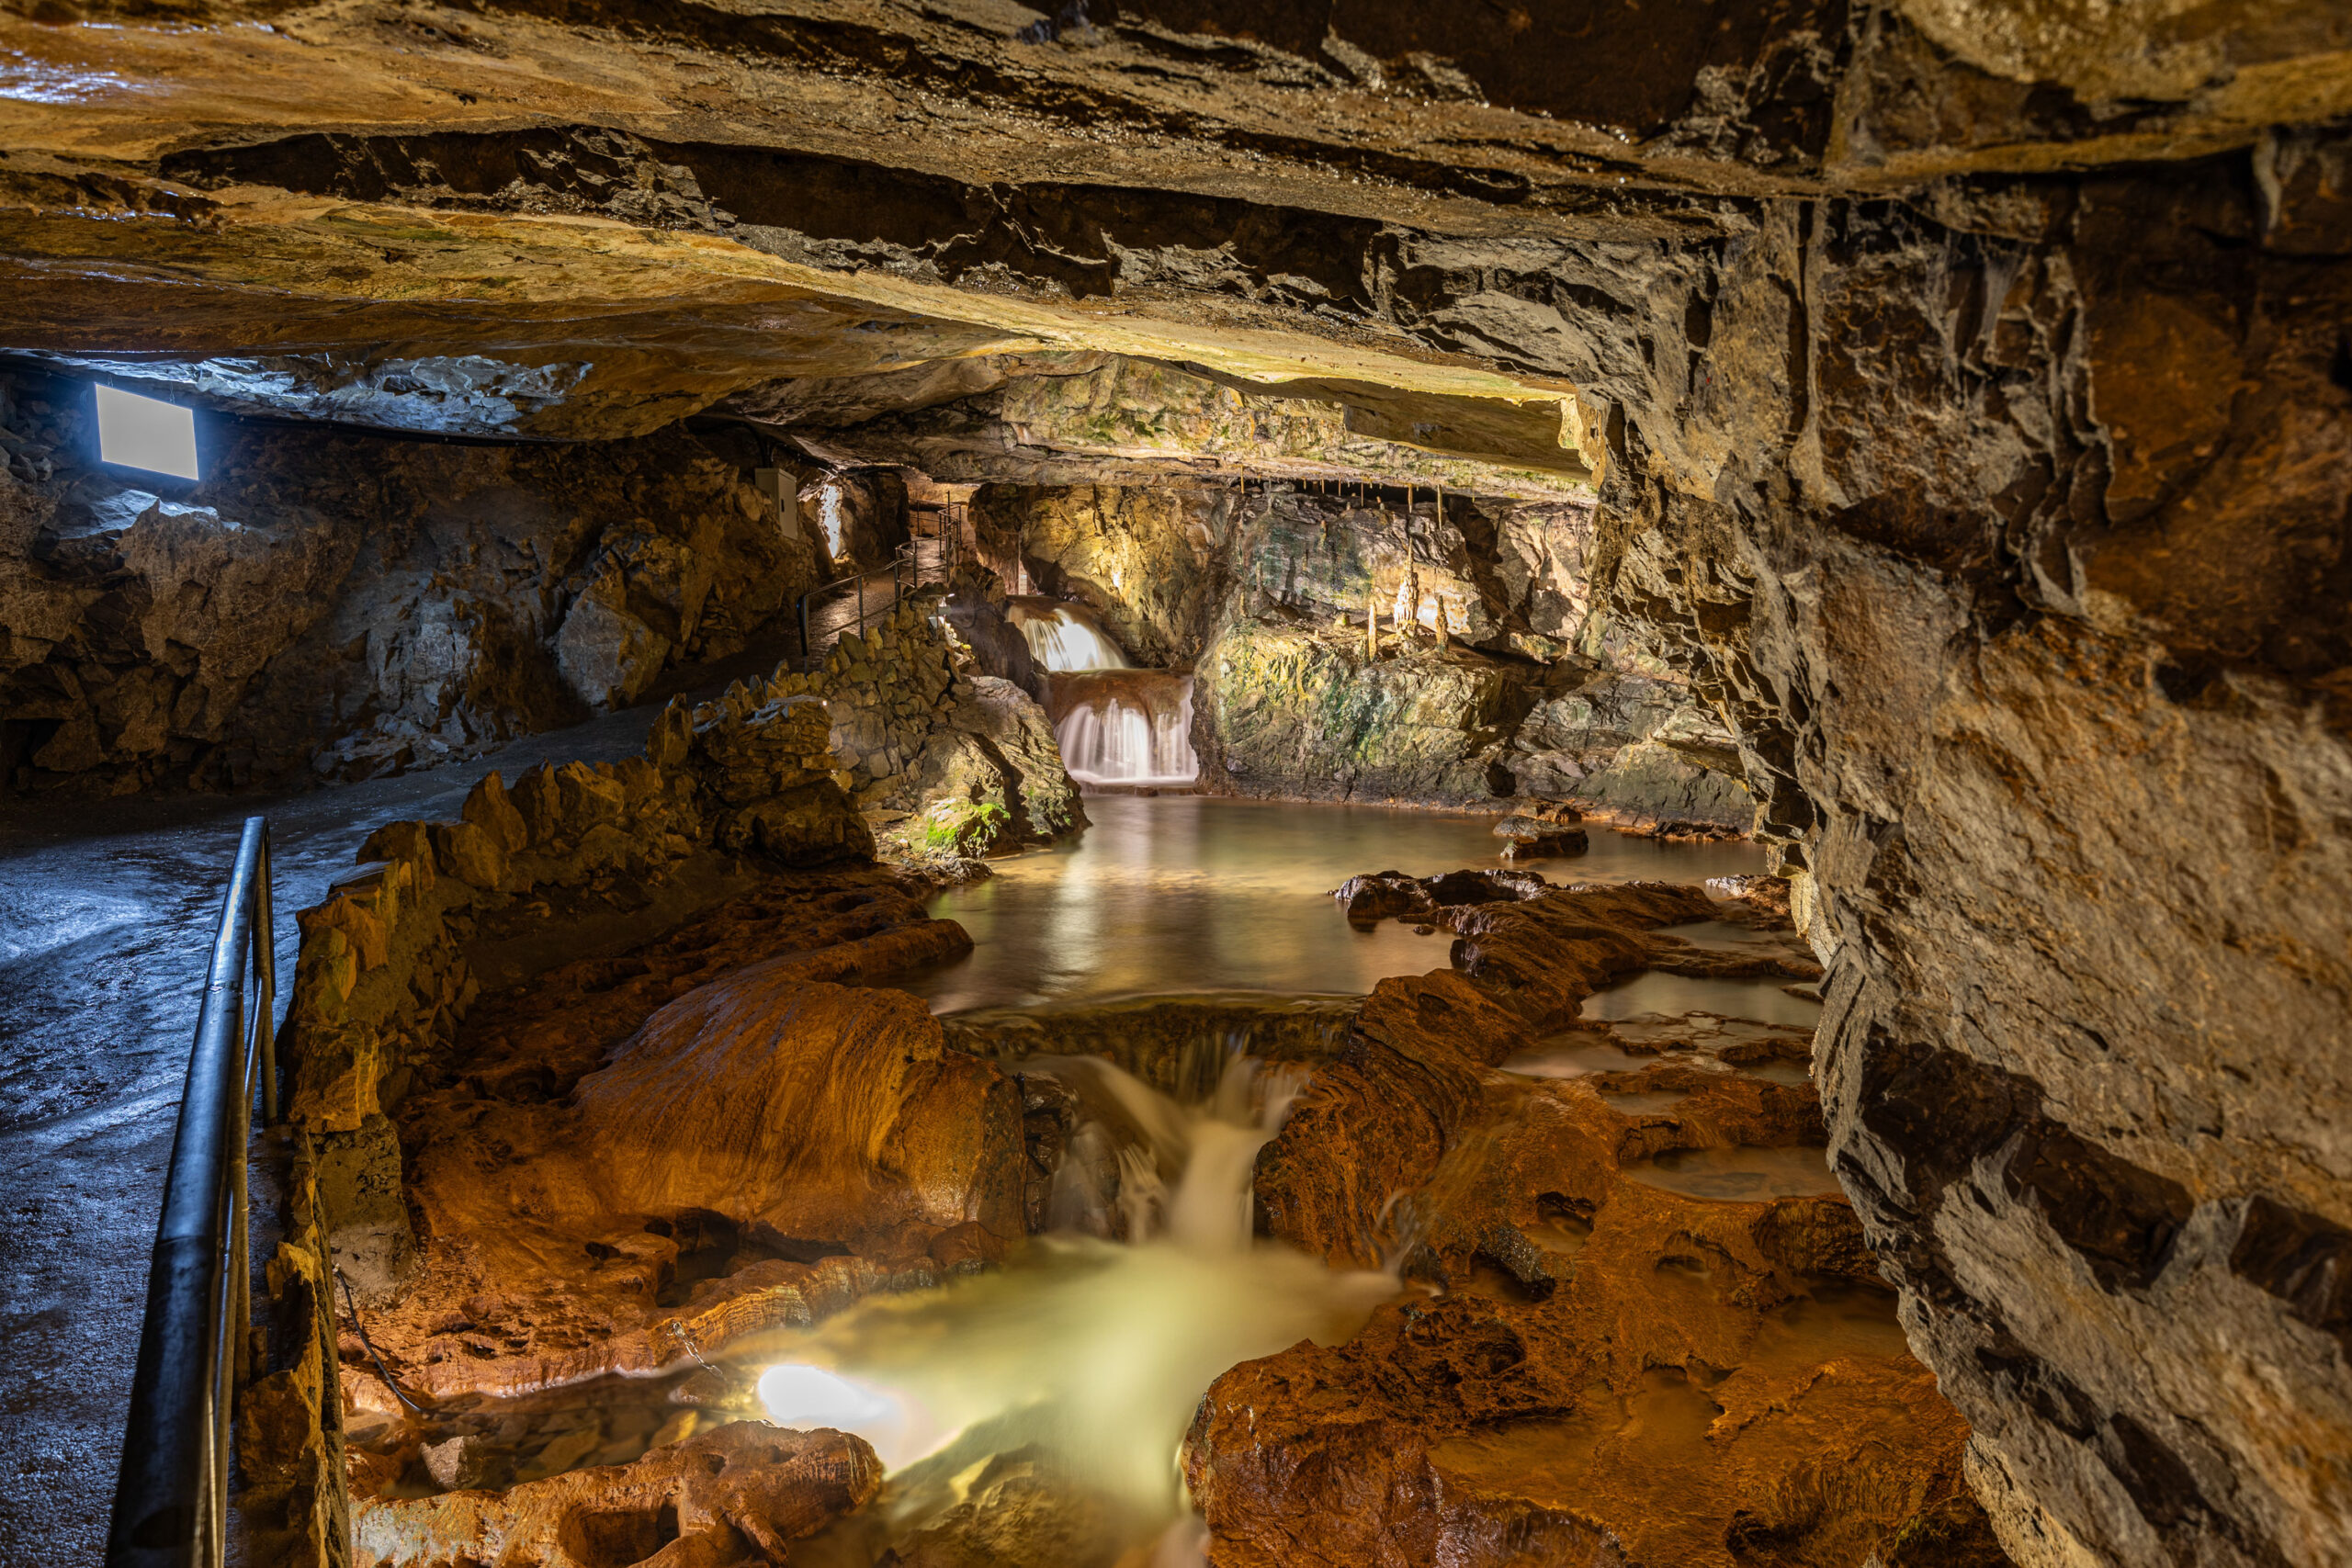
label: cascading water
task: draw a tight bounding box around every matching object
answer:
[1005,595,1130,672]
[1003,594,1201,786]
[1054,678,1199,787]
[746,1054,1398,1552]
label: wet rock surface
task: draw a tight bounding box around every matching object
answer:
[307,838,1962,1568]
[1182,868,1990,1567]
[361,964,1019,1405]
[354,1419,881,1568]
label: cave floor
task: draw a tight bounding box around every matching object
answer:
[0,703,673,1564]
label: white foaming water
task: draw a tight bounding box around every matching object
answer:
[1056,682,1199,786]
[752,1054,1396,1521]
[1007,599,1130,671]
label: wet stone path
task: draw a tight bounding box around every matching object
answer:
[0,705,662,1564]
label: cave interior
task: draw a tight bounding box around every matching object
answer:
[0,3,2347,1567]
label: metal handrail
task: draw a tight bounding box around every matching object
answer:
[107,817,277,1568]
[793,517,958,671]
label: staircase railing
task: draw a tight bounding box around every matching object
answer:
[107,816,278,1568]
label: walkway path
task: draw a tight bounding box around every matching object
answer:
[0,533,956,1561]
[0,703,664,1563]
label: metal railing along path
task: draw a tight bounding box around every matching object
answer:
[793,515,960,672]
[107,816,278,1568]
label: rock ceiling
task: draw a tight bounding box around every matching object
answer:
[5,0,2344,482]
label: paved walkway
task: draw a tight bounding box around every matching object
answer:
[0,704,664,1563]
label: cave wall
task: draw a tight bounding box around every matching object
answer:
[974,479,1750,818]
[1571,180,2352,1566]
[0,370,818,793]
[889,89,2352,1566]
[809,467,912,578]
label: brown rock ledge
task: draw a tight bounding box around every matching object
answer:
[1193,872,1996,1567]
[354,1420,881,1568]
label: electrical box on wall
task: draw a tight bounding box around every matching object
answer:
[753,468,802,539]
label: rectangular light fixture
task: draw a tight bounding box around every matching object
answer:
[95,384,200,480]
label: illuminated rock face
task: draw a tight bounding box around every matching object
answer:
[372,957,1023,1403]
[353,1420,881,1568]
[982,481,1752,818]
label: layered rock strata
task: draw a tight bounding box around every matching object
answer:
[2,3,2346,1562]
[1588,162,2352,1568]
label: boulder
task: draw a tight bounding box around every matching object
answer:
[717,780,876,867]
[882,676,1085,852]
[1331,869,1434,925]
[1330,867,1551,926]
[311,1113,417,1298]
[1492,815,1590,859]
[556,574,671,709]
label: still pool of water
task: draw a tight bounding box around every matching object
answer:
[1502,1038,1666,1077]
[1623,1144,1841,1201]
[1580,971,1824,1029]
[889,795,1767,1012]
[1600,1088,1694,1114]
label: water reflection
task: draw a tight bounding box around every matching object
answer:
[891,796,1768,1012]
[1580,971,1823,1029]
[1623,1144,1841,1201]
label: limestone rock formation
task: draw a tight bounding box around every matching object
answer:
[724,588,1085,853]
[972,478,1750,817]
[802,356,1591,498]
[1492,805,1589,860]
[354,1420,881,1568]
[1164,870,1973,1568]
[368,970,1022,1402]
[0,368,818,792]
[574,978,1023,1254]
